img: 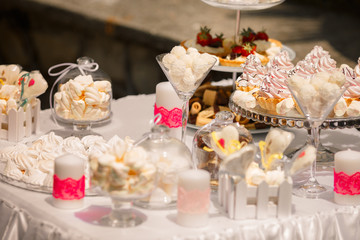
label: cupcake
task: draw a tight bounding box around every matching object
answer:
[254,68,291,114]
[236,54,267,92]
[267,51,294,73]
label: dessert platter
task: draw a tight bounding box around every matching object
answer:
[229,45,360,196]
[229,46,360,130]
[184,0,296,75]
[187,79,269,132]
[182,25,295,73]
[0,132,126,195]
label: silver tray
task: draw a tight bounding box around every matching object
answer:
[229,97,360,130]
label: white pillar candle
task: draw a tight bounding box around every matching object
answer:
[334,149,360,205]
[52,153,85,209]
[177,169,210,227]
[155,81,183,140]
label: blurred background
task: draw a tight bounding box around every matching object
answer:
[1,0,359,109]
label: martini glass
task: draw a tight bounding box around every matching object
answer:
[286,77,349,198]
[156,53,216,142]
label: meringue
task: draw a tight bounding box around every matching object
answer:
[162,46,216,93]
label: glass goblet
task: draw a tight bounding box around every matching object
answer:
[286,76,349,198]
[156,53,216,142]
[90,146,158,227]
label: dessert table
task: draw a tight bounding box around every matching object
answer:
[1,94,360,240]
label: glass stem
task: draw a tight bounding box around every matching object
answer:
[111,198,132,210]
[309,125,320,181]
[181,100,189,143]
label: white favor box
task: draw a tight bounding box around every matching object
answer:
[218,173,292,219]
[0,99,40,142]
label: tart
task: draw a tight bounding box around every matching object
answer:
[181,26,282,65]
[219,38,281,67]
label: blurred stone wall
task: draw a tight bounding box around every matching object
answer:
[0,0,179,109]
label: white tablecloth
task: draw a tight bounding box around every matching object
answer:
[1,94,360,240]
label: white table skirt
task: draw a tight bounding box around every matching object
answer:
[1,94,360,240]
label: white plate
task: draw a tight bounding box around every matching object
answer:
[211,45,296,73]
[187,123,269,134]
[201,0,285,10]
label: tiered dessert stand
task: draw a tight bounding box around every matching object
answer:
[200,0,295,80]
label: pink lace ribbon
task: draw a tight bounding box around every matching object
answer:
[334,169,360,195]
[177,187,210,214]
[154,104,182,128]
[53,175,85,200]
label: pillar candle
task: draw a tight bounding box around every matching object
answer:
[52,153,85,209]
[334,149,360,205]
[155,81,183,140]
[177,169,210,227]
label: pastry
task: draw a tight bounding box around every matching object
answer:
[181,26,230,57]
[253,67,291,115]
[182,26,282,67]
[219,28,282,67]
[235,54,266,91]
[189,80,268,130]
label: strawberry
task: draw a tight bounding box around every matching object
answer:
[255,30,269,41]
[231,45,242,54]
[209,33,224,48]
[241,27,256,43]
[240,43,256,57]
[196,26,212,47]
[230,44,242,59]
[229,43,256,59]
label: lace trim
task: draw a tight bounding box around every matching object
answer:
[334,169,360,195]
[52,175,85,200]
[177,187,210,214]
[154,104,182,128]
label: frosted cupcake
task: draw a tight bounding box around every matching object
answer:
[267,51,294,72]
[236,54,267,92]
[254,68,291,114]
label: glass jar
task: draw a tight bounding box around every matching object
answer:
[135,125,192,209]
[52,57,112,130]
[192,111,253,191]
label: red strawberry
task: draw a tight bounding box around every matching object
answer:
[196,26,212,47]
[255,30,269,41]
[230,45,242,59]
[209,33,224,48]
[231,45,242,54]
[241,27,256,43]
[240,43,256,57]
